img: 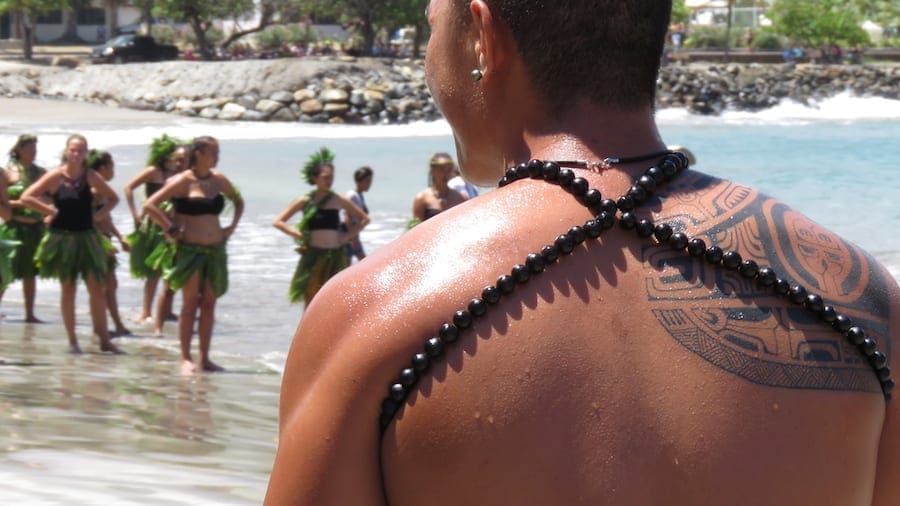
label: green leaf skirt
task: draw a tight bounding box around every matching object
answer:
[127,216,165,279]
[0,221,46,279]
[149,241,228,298]
[35,228,114,282]
[289,246,348,304]
[0,238,22,290]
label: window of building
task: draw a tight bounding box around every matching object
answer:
[78,8,106,25]
[36,10,63,24]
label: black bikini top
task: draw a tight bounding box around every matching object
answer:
[172,194,225,216]
[308,208,341,231]
[145,181,164,198]
[51,174,93,231]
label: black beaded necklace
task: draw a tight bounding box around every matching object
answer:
[379,151,894,433]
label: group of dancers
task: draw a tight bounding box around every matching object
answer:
[0,133,242,373]
[0,134,478,371]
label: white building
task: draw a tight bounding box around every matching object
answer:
[2,2,142,44]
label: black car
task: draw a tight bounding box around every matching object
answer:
[91,34,179,64]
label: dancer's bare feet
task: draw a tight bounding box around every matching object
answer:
[181,359,197,375]
[111,327,132,337]
[25,315,44,323]
[201,360,225,373]
[100,342,126,354]
[165,313,178,322]
[69,344,83,355]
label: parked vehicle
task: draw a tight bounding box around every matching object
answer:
[91,34,179,64]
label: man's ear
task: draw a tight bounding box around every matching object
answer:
[470,0,506,81]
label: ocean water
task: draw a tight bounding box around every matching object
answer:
[0,93,899,503]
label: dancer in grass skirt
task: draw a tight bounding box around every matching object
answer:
[88,149,131,336]
[274,148,369,306]
[21,134,122,354]
[124,135,186,327]
[143,136,243,373]
[0,134,47,321]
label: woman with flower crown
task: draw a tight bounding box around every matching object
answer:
[273,148,369,306]
[124,134,186,329]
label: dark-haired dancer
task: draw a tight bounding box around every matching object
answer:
[409,152,468,227]
[124,135,185,328]
[21,134,122,354]
[344,166,373,262]
[88,150,131,336]
[143,136,243,373]
[273,148,369,306]
[0,134,47,322]
[268,1,898,504]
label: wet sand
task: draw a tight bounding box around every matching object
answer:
[0,309,280,504]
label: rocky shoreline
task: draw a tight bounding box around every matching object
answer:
[0,57,897,123]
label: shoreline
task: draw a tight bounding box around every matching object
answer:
[1,57,898,124]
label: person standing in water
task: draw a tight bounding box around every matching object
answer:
[21,134,122,354]
[274,148,369,306]
[124,134,185,326]
[0,134,47,322]
[87,149,131,337]
[410,152,468,227]
[343,165,373,263]
[143,136,244,373]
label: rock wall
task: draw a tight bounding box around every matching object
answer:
[1,57,897,123]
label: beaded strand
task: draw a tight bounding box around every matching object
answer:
[379,153,894,433]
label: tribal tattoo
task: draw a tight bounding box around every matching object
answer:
[644,171,892,394]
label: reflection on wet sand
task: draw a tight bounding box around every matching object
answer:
[0,321,279,503]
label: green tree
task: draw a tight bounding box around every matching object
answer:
[671,0,690,26]
[847,0,900,29]
[0,0,64,59]
[769,0,869,48]
[298,0,427,57]
[152,0,301,59]
[379,0,427,57]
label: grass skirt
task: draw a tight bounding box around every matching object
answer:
[127,216,165,278]
[35,229,113,282]
[149,241,228,297]
[0,238,22,290]
[289,246,348,303]
[0,221,45,279]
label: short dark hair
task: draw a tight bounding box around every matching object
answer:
[454,0,672,112]
[354,166,373,182]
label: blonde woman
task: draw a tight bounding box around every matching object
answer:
[21,134,121,354]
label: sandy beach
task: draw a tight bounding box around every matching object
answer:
[0,96,177,125]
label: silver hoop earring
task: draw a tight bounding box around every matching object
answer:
[470,68,484,82]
